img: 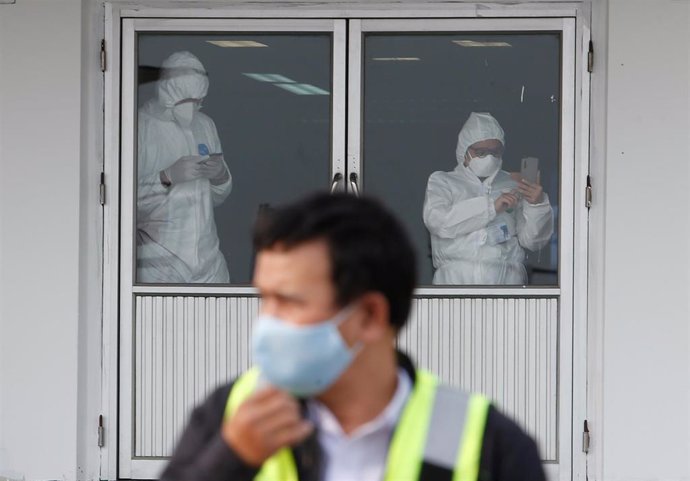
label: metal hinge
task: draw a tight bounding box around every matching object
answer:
[99,172,106,206]
[587,40,594,73]
[582,420,590,453]
[100,39,107,73]
[98,415,105,448]
[585,175,593,209]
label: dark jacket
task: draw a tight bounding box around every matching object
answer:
[160,352,546,481]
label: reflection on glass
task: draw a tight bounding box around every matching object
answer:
[137,51,232,283]
[135,34,332,284]
[423,112,554,285]
[362,33,561,286]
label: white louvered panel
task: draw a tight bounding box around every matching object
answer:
[398,297,558,462]
[134,295,260,458]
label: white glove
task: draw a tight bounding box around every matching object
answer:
[198,154,227,181]
[161,155,207,186]
[199,154,230,185]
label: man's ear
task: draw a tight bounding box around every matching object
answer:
[356,292,392,343]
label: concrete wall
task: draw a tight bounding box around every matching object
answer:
[0,1,83,479]
[599,1,690,479]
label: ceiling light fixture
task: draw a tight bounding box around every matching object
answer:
[372,57,421,61]
[207,40,268,48]
[243,73,295,83]
[275,83,330,96]
[453,40,512,48]
[243,73,328,95]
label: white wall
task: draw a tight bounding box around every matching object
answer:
[601,1,690,480]
[0,1,83,479]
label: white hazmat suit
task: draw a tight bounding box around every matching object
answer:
[137,51,232,283]
[423,113,553,285]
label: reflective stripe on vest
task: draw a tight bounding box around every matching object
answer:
[225,368,489,481]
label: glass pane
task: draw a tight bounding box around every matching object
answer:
[135,33,332,284]
[362,33,560,286]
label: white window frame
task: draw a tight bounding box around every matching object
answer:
[111,14,347,479]
[102,3,591,480]
[349,17,579,481]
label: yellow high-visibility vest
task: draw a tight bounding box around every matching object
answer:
[225,368,490,481]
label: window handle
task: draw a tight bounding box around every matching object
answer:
[330,172,343,194]
[349,172,360,197]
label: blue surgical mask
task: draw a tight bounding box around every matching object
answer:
[252,306,361,397]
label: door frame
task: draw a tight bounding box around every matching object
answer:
[102,3,591,479]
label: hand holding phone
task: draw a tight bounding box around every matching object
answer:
[198,153,226,180]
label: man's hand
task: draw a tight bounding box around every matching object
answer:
[222,386,314,467]
[494,192,519,214]
[517,179,544,204]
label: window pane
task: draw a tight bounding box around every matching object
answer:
[362,33,560,286]
[135,33,332,284]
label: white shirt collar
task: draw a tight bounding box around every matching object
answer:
[307,368,412,440]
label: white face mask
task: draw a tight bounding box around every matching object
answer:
[468,154,502,178]
[172,101,196,127]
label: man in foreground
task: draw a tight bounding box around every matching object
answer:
[161,192,546,481]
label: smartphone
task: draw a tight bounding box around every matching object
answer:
[200,153,223,165]
[521,157,539,184]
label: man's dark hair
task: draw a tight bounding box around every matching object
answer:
[253,192,417,330]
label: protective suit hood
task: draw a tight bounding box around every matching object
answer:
[455,112,505,166]
[157,51,209,109]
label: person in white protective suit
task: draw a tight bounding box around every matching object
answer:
[423,112,553,285]
[137,51,232,283]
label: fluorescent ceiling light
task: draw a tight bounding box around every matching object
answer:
[275,83,330,96]
[453,40,512,48]
[207,40,268,48]
[372,57,421,61]
[243,73,328,95]
[243,73,295,83]
[293,84,329,95]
